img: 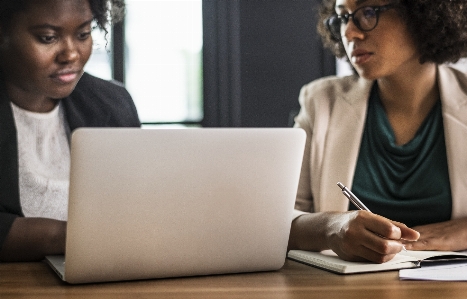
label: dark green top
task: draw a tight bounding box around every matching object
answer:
[350,84,452,227]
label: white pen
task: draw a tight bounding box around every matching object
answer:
[336,182,407,252]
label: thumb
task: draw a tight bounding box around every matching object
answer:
[391,221,420,241]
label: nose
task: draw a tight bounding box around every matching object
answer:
[343,18,365,41]
[56,38,80,64]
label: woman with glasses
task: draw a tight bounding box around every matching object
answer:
[0,0,140,262]
[288,0,467,263]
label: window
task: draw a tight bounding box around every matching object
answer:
[84,0,203,126]
[84,24,112,80]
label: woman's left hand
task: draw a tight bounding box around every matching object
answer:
[403,218,467,251]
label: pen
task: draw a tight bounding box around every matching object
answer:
[336,182,407,252]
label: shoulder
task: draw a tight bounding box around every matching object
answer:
[438,65,467,108]
[71,72,136,112]
[298,74,368,110]
[438,64,467,87]
[65,72,140,128]
[299,75,362,102]
[73,72,130,98]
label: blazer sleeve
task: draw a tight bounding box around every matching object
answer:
[0,92,23,251]
[293,82,319,214]
[292,76,353,216]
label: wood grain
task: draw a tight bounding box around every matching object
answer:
[1,260,466,299]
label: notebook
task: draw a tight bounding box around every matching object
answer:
[45,128,306,284]
[287,249,467,274]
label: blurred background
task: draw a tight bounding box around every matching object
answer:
[85,0,467,128]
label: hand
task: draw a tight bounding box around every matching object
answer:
[403,218,467,251]
[326,211,419,263]
[0,217,66,262]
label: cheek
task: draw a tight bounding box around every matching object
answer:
[383,37,418,66]
[80,39,93,64]
[2,40,53,76]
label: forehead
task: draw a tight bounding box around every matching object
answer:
[335,0,387,10]
[19,0,93,23]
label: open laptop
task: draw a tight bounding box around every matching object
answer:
[45,128,306,284]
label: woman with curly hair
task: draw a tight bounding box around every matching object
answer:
[0,0,140,261]
[288,0,467,263]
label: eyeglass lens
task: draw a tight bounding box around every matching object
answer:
[328,6,379,39]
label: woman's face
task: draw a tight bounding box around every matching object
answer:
[0,0,93,110]
[335,0,419,80]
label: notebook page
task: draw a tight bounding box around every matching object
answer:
[399,261,467,281]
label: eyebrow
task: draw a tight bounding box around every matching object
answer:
[356,0,370,5]
[336,0,371,10]
[29,18,94,31]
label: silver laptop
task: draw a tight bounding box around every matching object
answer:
[45,128,306,284]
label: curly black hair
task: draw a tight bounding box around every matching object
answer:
[317,0,467,64]
[0,0,125,33]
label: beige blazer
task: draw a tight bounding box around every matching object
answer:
[293,65,467,220]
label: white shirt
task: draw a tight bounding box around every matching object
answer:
[11,102,70,221]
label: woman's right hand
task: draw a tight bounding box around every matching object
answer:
[326,211,419,263]
[288,211,420,263]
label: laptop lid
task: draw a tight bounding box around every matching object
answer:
[57,128,305,284]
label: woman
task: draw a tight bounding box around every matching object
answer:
[0,0,140,261]
[288,0,467,263]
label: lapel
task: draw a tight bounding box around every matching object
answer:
[62,73,112,131]
[318,77,373,212]
[438,65,467,219]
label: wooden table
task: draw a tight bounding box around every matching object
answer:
[1,259,466,298]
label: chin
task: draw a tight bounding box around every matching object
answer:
[354,68,380,80]
[49,82,80,99]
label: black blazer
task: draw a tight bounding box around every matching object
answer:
[0,72,141,250]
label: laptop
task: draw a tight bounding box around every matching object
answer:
[45,128,306,284]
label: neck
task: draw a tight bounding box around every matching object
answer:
[376,62,439,145]
[377,62,438,116]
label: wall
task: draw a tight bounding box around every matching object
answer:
[202,0,335,127]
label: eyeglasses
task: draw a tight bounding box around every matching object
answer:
[325,4,396,40]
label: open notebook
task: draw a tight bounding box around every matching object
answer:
[287,249,467,274]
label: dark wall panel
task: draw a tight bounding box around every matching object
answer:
[203,0,335,128]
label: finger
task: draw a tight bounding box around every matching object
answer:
[361,228,405,256]
[404,236,451,251]
[333,243,397,263]
[403,239,430,251]
[360,213,406,241]
[391,221,420,241]
[356,244,399,263]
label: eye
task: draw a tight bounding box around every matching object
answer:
[361,7,377,19]
[39,35,57,44]
[78,31,92,40]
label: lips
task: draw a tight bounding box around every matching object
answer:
[50,69,81,84]
[351,49,373,65]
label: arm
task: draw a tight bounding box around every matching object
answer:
[288,210,420,263]
[0,217,66,262]
[288,79,422,262]
[404,218,467,251]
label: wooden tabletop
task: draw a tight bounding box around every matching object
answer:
[1,259,466,299]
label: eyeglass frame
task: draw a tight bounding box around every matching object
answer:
[325,4,397,41]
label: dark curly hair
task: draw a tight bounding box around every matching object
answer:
[317,0,467,64]
[0,0,125,34]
